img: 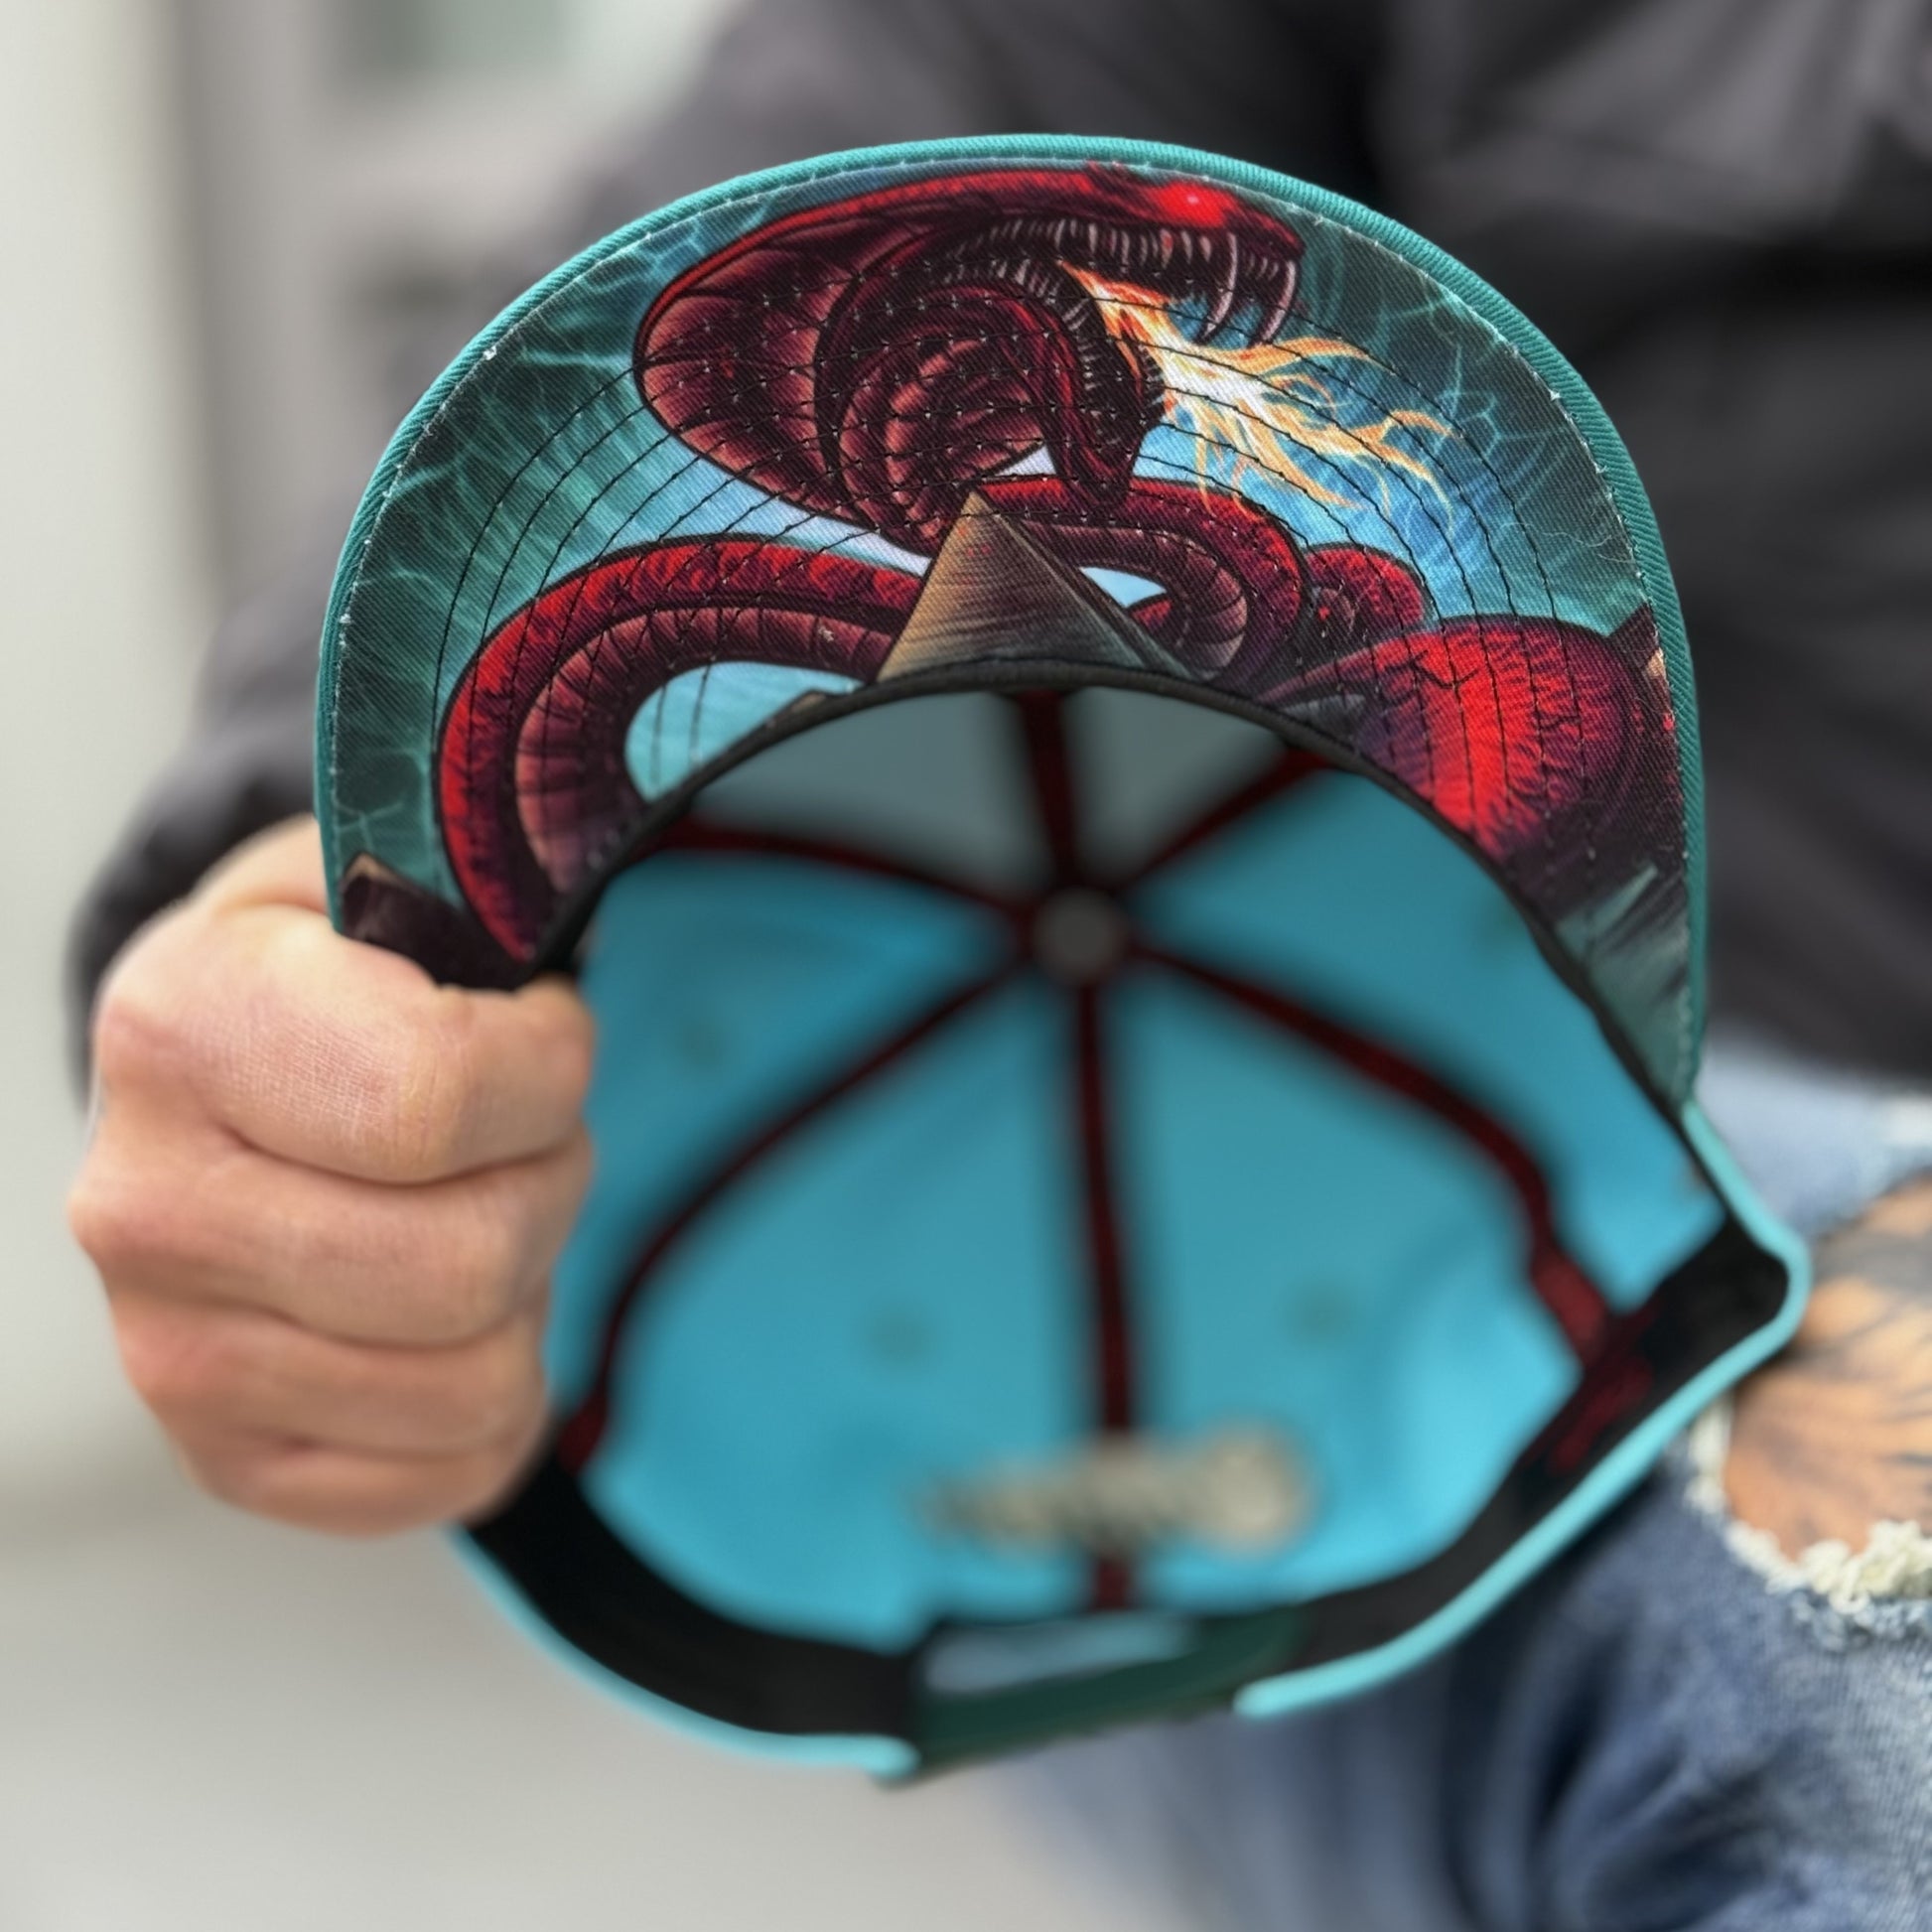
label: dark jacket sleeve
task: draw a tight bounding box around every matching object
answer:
[68,0,1373,1056]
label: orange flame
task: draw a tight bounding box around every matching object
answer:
[1070,270,1452,513]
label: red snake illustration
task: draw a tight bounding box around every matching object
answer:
[345,166,1672,985]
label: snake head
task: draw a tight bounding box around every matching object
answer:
[964,170,1306,347]
[635,166,1306,549]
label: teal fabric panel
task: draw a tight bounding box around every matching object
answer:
[1112,969,1579,1610]
[551,855,1008,1409]
[583,980,1090,1648]
[1136,773,1724,1311]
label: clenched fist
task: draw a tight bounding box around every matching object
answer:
[69,818,595,1536]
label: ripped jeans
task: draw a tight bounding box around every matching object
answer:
[1021,1035,1932,1931]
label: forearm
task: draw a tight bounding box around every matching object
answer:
[1726,1175,1932,1554]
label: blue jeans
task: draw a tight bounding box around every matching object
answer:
[1019,1035,1932,1930]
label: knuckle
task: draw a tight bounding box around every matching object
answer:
[89,969,180,1093]
[68,1165,165,1278]
[65,1171,123,1273]
[69,1157,226,1286]
[111,1308,187,1411]
[89,906,215,1092]
[114,1310,244,1421]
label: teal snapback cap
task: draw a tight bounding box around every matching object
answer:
[317,137,1808,1771]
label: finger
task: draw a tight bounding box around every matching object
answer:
[112,1289,549,1458]
[194,815,332,917]
[100,893,594,1182]
[77,1120,592,1344]
[172,1421,544,1539]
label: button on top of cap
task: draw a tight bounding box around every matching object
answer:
[1033,888,1130,985]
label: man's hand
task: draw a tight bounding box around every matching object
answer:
[69,818,595,1537]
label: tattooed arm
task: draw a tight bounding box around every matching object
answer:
[1725,1176,1932,1556]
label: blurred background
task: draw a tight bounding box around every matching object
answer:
[0,5,1156,1925]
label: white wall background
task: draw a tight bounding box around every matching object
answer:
[0,0,207,1520]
